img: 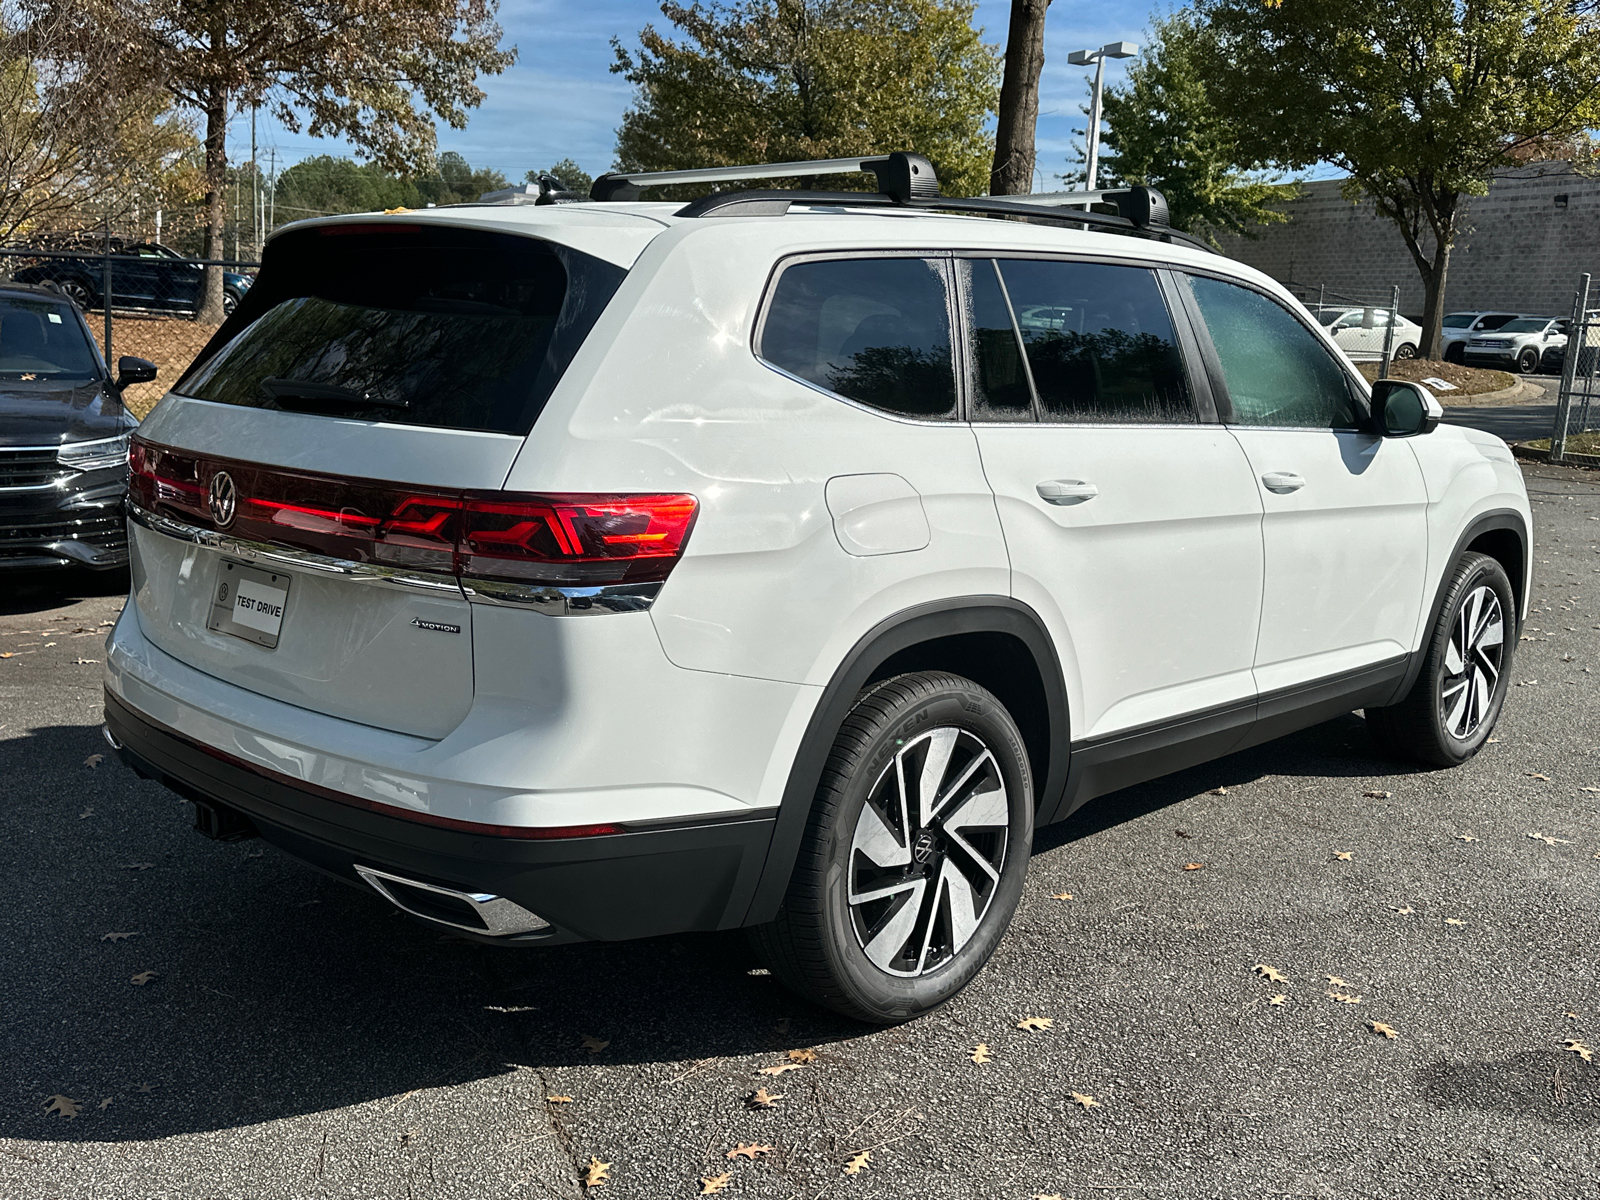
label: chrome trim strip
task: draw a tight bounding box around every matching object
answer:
[126,500,463,596]
[460,577,663,615]
[353,864,551,937]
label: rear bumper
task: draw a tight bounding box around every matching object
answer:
[106,690,777,943]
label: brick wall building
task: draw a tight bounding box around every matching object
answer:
[1213,162,1600,319]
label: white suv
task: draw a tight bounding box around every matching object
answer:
[104,154,1532,1024]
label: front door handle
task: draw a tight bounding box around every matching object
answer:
[1260,471,1305,494]
[1036,479,1099,504]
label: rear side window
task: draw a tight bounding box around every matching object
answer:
[177,225,627,435]
[1183,275,1362,430]
[961,259,1033,421]
[994,259,1195,424]
[758,257,957,420]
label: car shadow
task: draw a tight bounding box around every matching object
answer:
[1,724,863,1144]
[0,567,129,616]
[1415,1051,1599,1127]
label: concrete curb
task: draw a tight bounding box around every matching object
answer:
[1511,442,1600,470]
[1442,378,1544,406]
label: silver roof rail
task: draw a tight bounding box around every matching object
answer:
[591,152,939,203]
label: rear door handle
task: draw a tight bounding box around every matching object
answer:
[1036,479,1099,504]
[1260,471,1305,494]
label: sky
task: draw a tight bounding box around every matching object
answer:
[235,0,1167,191]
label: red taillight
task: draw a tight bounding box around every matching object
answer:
[459,493,699,586]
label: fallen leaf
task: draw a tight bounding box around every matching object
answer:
[757,1061,804,1076]
[1049,891,1074,900]
[1182,862,1205,871]
[971,1043,992,1064]
[73,657,100,665]
[1527,773,1552,781]
[1454,833,1479,842]
[579,1035,610,1053]
[130,971,157,985]
[1327,991,1364,1004]
[1326,975,1348,987]
[1396,906,1416,914]
[700,1172,732,1194]
[1564,1040,1594,1063]
[1069,1092,1102,1109]
[1332,851,1354,861]
[1175,829,1192,838]
[547,1095,573,1104]
[0,652,13,659]
[101,932,137,942]
[1033,1195,1065,1200]
[1527,832,1572,846]
[78,808,94,820]
[1016,1016,1054,1032]
[1369,1021,1399,1040]
[98,1097,112,1111]
[135,1082,152,1094]
[1580,786,1600,793]
[726,1143,773,1161]
[1566,1012,1580,1021]
[44,1095,80,1119]
[787,1048,818,1064]
[84,754,103,769]
[1253,964,1287,983]
[122,862,155,870]
[842,1150,871,1175]
[747,1087,784,1109]
[1364,790,1392,799]
[583,1156,611,1188]
[1207,786,1228,795]
[1268,994,1288,1007]
[1445,918,1467,927]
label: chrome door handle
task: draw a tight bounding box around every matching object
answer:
[1036,479,1099,504]
[1260,471,1305,493]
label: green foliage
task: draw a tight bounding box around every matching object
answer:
[1096,12,1299,243]
[528,158,594,194]
[273,156,422,219]
[1199,0,1600,353]
[417,150,507,204]
[610,0,1001,197]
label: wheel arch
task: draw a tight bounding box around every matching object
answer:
[739,596,1069,927]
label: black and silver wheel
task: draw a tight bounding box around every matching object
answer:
[57,278,94,311]
[750,672,1033,1023]
[222,290,240,317]
[1393,342,1417,360]
[1367,552,1516,766]
[1517,347,1540,374]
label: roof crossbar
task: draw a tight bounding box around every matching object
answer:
[590,152,941,203]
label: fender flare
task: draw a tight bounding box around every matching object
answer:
[738,596,1069,926]
[1385,508,1528,705]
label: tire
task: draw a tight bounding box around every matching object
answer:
[222,290,240,317]
[57,277,95,311]
[1366,552,1515,767]
[1444,343,1465,365]
[1393,343,1417,360]
[1516,347,1539,374]
[749,672,1033,1024]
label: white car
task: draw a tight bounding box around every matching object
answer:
[1441,311,1526,363]
[103,155,1532,1024]
[1315,306,1422,361]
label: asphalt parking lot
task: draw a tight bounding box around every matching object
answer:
[3,460,1598,1200]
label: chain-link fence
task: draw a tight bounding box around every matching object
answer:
[1286,283,1415,375]
[1550,274,1600,464]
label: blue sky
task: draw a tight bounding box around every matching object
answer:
[237,0,1164,190]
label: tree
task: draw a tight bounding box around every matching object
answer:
[417,150,507,205]
[989,0,1049,195]
[63,0,514,321]
[611,0,1000,198]
[1201,0,1600,358]
[272,155,423,222]
[0,1,198,243]
[528,158,594,195]
[1096,11,1298,244]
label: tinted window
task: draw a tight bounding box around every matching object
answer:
[1185,275,1362,430]
[1443,313,1474,328]
[178,226,626,435]
[961,259,1032,420]
[759,257,956,419]
[1478,314,1519,330]
[995,260,1194,424]
[0,297,101,379]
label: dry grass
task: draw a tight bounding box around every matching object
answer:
[87,315,221,419]
[1523,431,1600,455]
[1356,358,1516,398]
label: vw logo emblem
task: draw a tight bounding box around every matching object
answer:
[208,470,237,528]
[911,828,938,864]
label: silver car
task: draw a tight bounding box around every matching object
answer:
[1464,316,1569,375]
[1441,311,1524,363]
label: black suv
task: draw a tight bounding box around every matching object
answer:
[0,284,154,570]
[11,242,253,316]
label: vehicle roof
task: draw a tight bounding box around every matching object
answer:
[0,282,80,304]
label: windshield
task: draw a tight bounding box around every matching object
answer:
[179,225,626,435]
[1497,319,1547,333]
[0,297,102,380]
[1443,314,1474,328]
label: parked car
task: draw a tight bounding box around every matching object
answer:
[103,156,1531,1024]
[11,242,253,317]
[1463,316,1569,374]
[1441,311,1525,363]
[1315,306,1422,361]
[0,283,153,571]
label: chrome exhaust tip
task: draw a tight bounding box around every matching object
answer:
[353,864,550,937]
[102,724,123,751]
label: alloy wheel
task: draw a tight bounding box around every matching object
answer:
[1440,585,1504,739]
[847,726,1010,977]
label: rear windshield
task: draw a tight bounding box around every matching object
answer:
[0,297,101,380]
[177,225,627,435]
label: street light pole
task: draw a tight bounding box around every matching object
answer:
[1067,41,1138,191]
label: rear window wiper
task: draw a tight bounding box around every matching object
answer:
[259,377,410,412]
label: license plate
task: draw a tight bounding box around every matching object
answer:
[206,561,291,649]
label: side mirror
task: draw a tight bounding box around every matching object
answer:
[115,356,158,389]
[1371,379,1442,438]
